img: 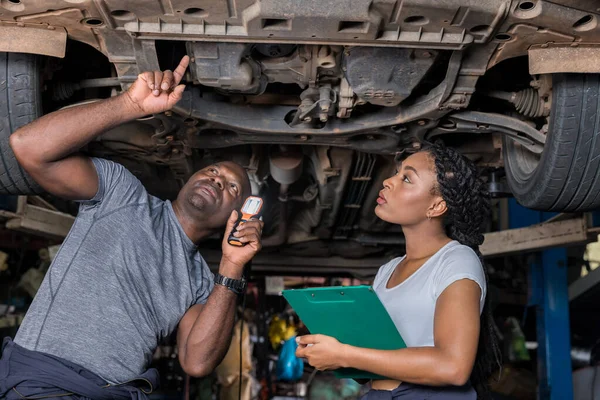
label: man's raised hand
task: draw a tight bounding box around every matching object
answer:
[123,55,190,116]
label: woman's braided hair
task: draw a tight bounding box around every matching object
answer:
[423,143,501,399]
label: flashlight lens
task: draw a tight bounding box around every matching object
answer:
[242,197,261,214]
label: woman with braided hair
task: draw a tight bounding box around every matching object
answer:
[296,144,500,399]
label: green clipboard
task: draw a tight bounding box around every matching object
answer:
[282,285,406,380]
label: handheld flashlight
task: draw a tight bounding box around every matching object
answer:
[228,196,264,247]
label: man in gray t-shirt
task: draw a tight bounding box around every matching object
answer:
[6,56,263,385]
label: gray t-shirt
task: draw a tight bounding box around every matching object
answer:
[373,241,486,348]
[15,158,214,384]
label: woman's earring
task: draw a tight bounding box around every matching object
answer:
[427,214,431,221]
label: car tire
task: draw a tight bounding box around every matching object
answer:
[504,73,600,212]
[0,52,43,194]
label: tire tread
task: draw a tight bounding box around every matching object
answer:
[0,52,42,195]
[505,73,600,212]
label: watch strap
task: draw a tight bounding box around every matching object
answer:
[214,273,247,295]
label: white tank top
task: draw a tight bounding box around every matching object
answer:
[373,241,486,348]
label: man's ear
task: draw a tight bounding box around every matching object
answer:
[429,197,447,218]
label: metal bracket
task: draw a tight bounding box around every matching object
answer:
[448,111,546,154]
[0,24,67,58]
[481,214,593,257]
[0,196,74,240]
[529,44,600,75]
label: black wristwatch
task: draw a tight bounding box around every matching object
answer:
[214,273,247,295]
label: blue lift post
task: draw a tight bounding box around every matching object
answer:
[508,199,573,400]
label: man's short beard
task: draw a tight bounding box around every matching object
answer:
[187,192,208,212]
